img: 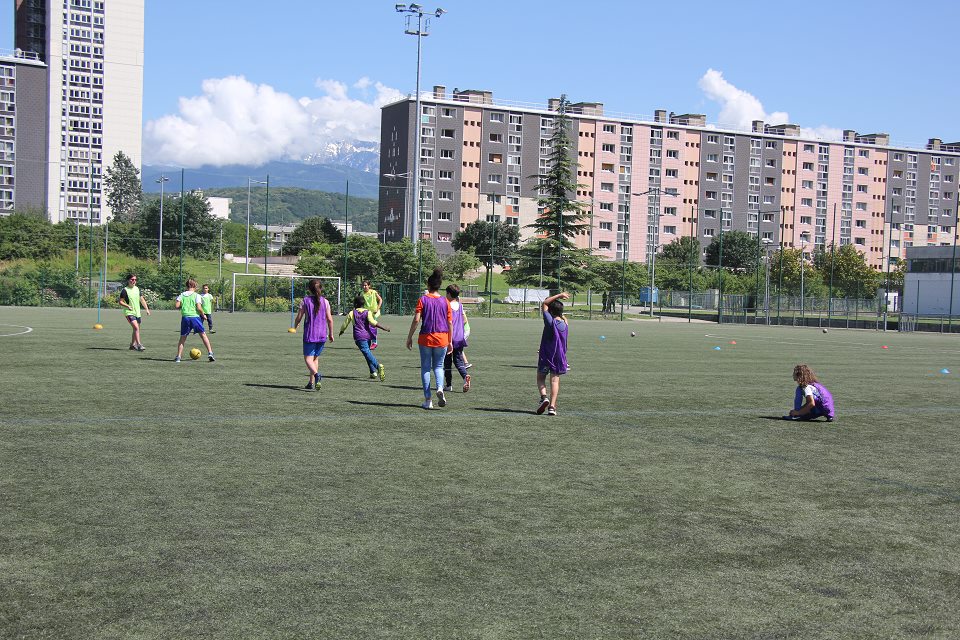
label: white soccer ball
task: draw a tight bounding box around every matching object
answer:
[822,328,828,334]
[630,331,636,337]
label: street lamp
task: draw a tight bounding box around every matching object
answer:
[155,175,169,263]
[395,3,445,246]
[800,237,809,319]
[754,209,780,318]
[246,178,267,274]
[625,187,677,321]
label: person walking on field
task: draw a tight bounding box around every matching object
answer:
[361,280,383,349]
[199,284,216,333]
[443,284,471,393]
[118,273,150,351]
[293,279,334,390]
[406,268,453,410]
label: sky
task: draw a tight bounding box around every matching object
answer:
[3,0,960,167]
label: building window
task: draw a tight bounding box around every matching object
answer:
[599,221,613,231]
[489,133,503,143]
[602,124,616,133]
[488,153,502,163]
[438,211,451,221]
[489,112,504,123]
[438,191,453,200]
[437,232,451,242]
[601,143,616,153]
[488,174,502,184]
[707,135,719,144]
[440,149,454,159]
[664,225,677,235]
[439,170,453,180]
[440,129,454,138]
[601,183,614,192]
[599,241,612,250]
[802,162,814,170]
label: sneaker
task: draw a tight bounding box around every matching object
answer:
[536,396,549,415]
[463,374,471,393]
[547,406,557,416]
[136,344,146,352]
[315,372,322,384]
[443,385,453,392]
[370,342,378,350]
[370,373,378,379]
[377,363,385,382]
[464,363,473,369]
[436,389,446,407]
[305,381,315,391]
[210,330,216,334]
[208,354,216,362]
[129,345,137,351]
[422,399,433,410]
[174,356,181,362]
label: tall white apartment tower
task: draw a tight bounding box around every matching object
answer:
[15,0,144,223]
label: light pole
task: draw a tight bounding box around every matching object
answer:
[246,178,267,274]
[75,218,80,273]
[263,175,270,311]
[800,238,809,319]
[754,210,779,318]
[102,216,110,295]
[624,187,677,321]
[395,3,446,245]
[155,175,168,263]
[762,238,773,324]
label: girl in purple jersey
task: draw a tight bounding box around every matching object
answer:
[339,294,391,381]
[406,268,453,410]
[536,292,570,416]
[293,279,334,390]
[443,284,471,393]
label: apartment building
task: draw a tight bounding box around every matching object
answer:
[379,86,960,269]
[12,0,144,223]
[0,49,48,214]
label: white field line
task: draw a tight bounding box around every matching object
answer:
[0,324,33,337]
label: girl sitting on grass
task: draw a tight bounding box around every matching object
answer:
[786,364,835,422]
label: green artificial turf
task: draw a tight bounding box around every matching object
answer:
[1,307,959,638]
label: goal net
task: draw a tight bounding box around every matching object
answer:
[231,273,342,315]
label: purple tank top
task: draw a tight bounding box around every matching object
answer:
[538,310,568,373]
[419,295,449,336]
[301,296,328,343]
[450,301,467,348]
[352,309,375,342]
[813,382,836,419]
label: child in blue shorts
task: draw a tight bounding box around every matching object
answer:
[174,278,215,362]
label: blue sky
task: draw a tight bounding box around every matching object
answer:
[4,0,960,166]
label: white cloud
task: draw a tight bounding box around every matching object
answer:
[144,76,402,167]
[697,68,840,140]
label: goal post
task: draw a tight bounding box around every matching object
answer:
[231,273,341,315]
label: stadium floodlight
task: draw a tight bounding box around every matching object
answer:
[394,4,445,253]
[155,175,169,263]
[245,178,267,274]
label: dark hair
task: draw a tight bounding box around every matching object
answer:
[353,294,366,309]
[186,278,198,289]
[445,283,460,299]
[126,273,137,283]
[362,280,372,287]
[547,299,564,318]
[426,268,443,292]
[307,278,323,305]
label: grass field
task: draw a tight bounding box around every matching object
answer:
[2,306,959,638]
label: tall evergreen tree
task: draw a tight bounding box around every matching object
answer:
[104,151,143,223]
[528,95,588,291]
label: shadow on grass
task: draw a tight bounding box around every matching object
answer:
[244,383,302,391]
[504,364,537,369]
[140,357,181,362]
[346,400,415,409]
[382,384,422,391]
[758,416,790,421]
[86,347,123,351]
[473,407,535,415]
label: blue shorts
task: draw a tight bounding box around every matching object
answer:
[303,341,326,357]
[125,315,141,325]
[180,317,205,336]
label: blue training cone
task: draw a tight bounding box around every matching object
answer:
[941,368,951,375]
[713,346,722,351]
[599,335,606,341]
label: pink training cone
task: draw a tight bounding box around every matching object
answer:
[881,345,889,349]
[729,340,736,345]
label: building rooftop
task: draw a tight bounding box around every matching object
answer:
[386,87,960,156]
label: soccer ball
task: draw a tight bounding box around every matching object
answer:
[822,328,828,334]
[189,348,202,360]
[630,331,636,337]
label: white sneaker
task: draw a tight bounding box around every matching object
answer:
[422,399,433,410]
[443,385,453,392]
[436,389,446,407]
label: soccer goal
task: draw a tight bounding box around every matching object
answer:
[231,273,342,318]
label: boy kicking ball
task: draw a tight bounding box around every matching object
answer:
[174,278,215,362]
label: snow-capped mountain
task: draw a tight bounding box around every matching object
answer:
[301,141,380,173]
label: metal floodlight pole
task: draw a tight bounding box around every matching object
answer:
[263,175,270,311]
[102,216,110,296]
[156,174,168,263]
[883,200,895,331]
[717,215,724,324]
[800,239,808,320]
[828,202,838,324]
[343,180,350,292]
[75,218,80,273]
[179,169,185,286]
[396,3,445,246]
[949,189,960,331]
